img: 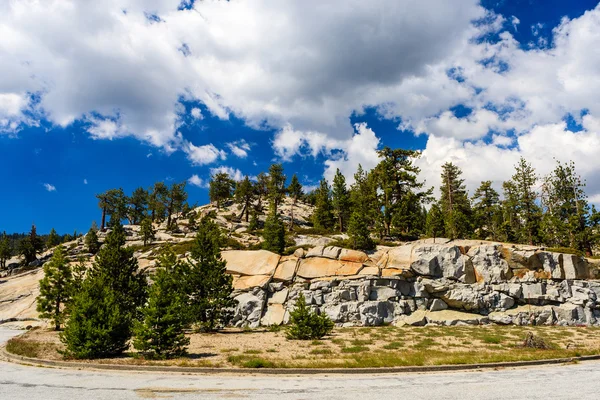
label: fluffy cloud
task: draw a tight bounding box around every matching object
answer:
[209,166,244,181]
[43,183,56,192]
[226,139,251,158]
[188,174,207,188]
[183,141,226,166]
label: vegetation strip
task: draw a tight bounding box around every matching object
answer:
[3,344,599,375]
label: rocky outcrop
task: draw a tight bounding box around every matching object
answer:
[224,242,600,328]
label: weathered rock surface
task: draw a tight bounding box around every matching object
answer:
[222,250,280,276]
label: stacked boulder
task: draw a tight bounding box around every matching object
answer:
[224,240,600,327]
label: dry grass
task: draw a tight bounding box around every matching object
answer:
[8,324,600,369]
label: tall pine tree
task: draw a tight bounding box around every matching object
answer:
[287,174,303,231]
[439,162,472,239]
[472,181,500,240]
[332,169,350,232]
[37,246,73,330]
[312,179,335,231]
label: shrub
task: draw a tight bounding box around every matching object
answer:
[286,293,334,340]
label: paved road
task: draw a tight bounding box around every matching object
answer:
[1,329,600,400]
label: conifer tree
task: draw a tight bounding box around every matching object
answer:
[425,203,445,242]
[140,217,155,246]
[128,187,149,225]
[510,157,541,245]
[262,207,286,254]
[209,172,235,209]
[37,246,73,330]
[472,181,500,240]
[149,182,169,223]
[332,169,350,232]
[374,147,430,236]
[85,226,100,254]
[248,209,260,232]
[165,182,188,229]
[46,228,61,249]
[185,216,236,331]
[18,224,44,265]
[0,232,11,269]
[347,209,375,250]
[349,165,379,233]
[268,163,287,213]
[234,176,256,222]
[96,188,128,229]
[133,247,190,359]
[312,179,335,231]
[439,162,472,239]
[286,293,333,340]
[254,172,269,213]
[287,174,303,230]
[61,224,148,358]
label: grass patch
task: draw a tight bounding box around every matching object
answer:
[382,341,404,350]
[310,348,333,355]
[170,240,195,255]
[481,335,504,344]
[243,358,275,368]
[413,338,436,349]
[243,349,262,354]
[6,338,46,358]
[341,346,369,353]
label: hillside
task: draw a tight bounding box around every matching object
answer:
[2,197,600,330]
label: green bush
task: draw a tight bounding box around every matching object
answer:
[286,293,334,340]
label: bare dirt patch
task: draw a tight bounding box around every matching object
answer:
[9,325,600,368]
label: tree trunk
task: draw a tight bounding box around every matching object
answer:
[290,199,296,231]
[100,207,106,231]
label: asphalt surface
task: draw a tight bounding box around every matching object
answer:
[1,328,600,399]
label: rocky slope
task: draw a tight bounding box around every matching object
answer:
[2,197,600,328]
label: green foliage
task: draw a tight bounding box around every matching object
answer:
[262,208,286,254]
[140,217,155,246]
[18,224,44,265]
[248,209,260,232]
[425,203,445,240]
[0,232,12,269]
[234,176,256,222]
[61,224,148,359]
[36,246,73,330]
[209,172,235,209]
[133,247,190,359]
[46,228,61,249]
[267,163,287,212]
[472,181,501,240]
[286,293,334,340]
[287,174,303,230]
[165,182,188,228]
[128,187,149,225]
[185,216,237,331]
[312,179,335,231]
[84,227,100,254]
[149,182,169,223]
[439,162,472,239]
[60,278,132,359]
[510,157,542,245]
[347,210,375,250]
[97,188,128,229]
[332,169,350,232]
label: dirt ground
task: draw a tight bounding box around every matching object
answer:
[9,324,600,368]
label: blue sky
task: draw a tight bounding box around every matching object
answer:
[1,0,600,234]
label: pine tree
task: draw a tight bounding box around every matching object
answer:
[254,172,269,213]
[96,188,128,229]
[36,246,73,330]
[472,181,500,240]
[148,182,169,223]
[541,160,591,253]
[349,165,379,234]
[425,203,445,242]
[262,207,286,254]
[374,147,430,236]
[332,169,350,232]
[209,172,235,209]
[268,163,287,213]
[248,209,260,232]
[85,227,100,254]
[510,157,541,245]
[439,162,472,239]
[500,181,519,243]
[128,187,149,225]
[140,217,155,246]
[133,247,190,359]
[165,182,188,229]
[286,293,333,340]
[61,224,148,359]
[0,232,11,270]
[312,179,335,231]
[18,224,44,265]
[287,174,303,231]
[234,176,256,222]
[185,216,236,331]
[347,209,375,250]
[46,228,61,249]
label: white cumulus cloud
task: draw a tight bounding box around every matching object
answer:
[43,183,56,192]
